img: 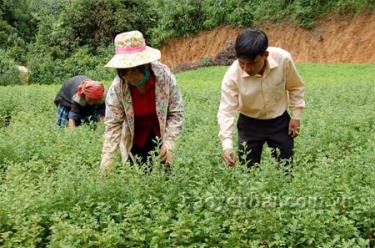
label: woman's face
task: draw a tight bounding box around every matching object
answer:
[85,97,100,106]
[118,65,146,82]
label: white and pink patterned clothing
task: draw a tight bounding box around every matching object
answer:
[100,61,184,170]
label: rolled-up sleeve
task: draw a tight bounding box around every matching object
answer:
[286,56,305,120]
[100,83,124,171]
[217,74,239,151]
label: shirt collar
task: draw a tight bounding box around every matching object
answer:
[268,55,278,69]
[239,54,279,78]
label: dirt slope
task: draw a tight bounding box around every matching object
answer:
[160,12,375,69]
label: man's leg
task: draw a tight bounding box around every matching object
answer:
[237,114,266,168]
[267,134,293,164]
[266,112,294,175]
[238,140,264,168]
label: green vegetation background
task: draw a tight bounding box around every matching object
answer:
[1,0,374,85]
[0,64,374,246]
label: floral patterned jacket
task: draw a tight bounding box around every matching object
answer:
[100,61,184,170]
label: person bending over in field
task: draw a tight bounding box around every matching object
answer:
[100,31,184,171]
[54,76,105,128]
[217,28,305,173]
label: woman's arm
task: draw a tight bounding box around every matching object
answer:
[100,82,125,171]
[163,73,184,151]
[68,119,76,129]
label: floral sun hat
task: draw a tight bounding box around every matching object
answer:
[105,31,161,68]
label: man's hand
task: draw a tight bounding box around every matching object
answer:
[288,119,300,138]
[223,148,237,167]
[160,144,172,165]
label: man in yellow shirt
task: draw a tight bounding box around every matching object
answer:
[217,28,305,171]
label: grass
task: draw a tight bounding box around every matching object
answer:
[0,64,374,247]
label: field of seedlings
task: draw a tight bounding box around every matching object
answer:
[0,64,374,247]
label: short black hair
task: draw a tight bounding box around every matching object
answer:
[235,28,268,60]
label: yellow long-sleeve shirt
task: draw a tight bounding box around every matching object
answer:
[217,47,305,150]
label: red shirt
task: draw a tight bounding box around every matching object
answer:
[129,74,161,147]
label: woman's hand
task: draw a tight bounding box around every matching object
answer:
[160,144,173,165]
[68,119,76,129]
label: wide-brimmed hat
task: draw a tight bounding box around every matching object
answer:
[105,31,161,68]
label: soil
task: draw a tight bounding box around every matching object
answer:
[159,12,375,71]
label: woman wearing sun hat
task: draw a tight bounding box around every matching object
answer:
[54,75,105,128]
[100,30,184,171]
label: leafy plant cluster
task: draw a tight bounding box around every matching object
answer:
[1,0,158,84]
[1,0,374,85]
[0,64,374,247]
[0,49,21,86]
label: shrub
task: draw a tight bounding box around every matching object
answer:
[2,0,375,85]
[0,50,21,86]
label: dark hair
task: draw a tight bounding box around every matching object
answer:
[235,28,268,60]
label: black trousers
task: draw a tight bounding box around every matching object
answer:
[130,132,159,165]
[237,111,293,171]
[130,132,169,174]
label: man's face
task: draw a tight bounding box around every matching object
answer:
[238,52,268,76]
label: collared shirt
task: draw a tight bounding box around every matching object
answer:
[129,74,161,147]
[217,47,305,150]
